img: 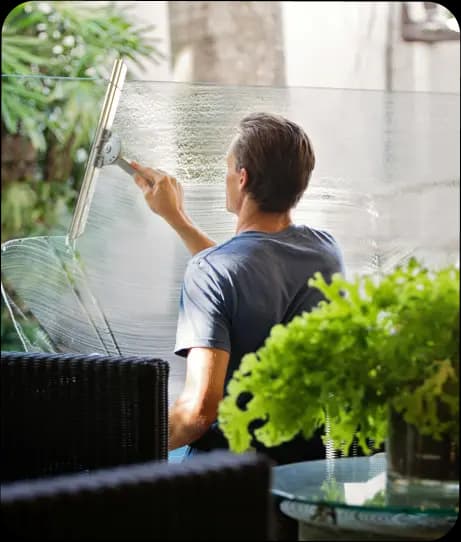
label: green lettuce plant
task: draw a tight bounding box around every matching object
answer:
[218,258,459,455]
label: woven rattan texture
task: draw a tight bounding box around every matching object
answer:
[2,450,271,540]
[1,352,169,481]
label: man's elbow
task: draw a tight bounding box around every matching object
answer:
[168,393,223,450]
[175,402,217,439]
[188,406,217,433]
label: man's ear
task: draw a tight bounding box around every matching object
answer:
[239,167,249,190]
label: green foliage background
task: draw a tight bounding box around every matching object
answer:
[1,1,163,351]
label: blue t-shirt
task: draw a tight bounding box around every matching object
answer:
[174,224,345,463]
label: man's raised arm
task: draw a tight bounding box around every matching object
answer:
[131,161,216,256]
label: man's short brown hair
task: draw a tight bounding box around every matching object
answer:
[231,112,315,213]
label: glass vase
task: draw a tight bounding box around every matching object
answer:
[386,407,459,507]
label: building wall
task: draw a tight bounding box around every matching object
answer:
[282,1,389,90]
[282,1,459,92]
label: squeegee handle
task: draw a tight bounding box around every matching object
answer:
[115,157,154,187]
[115,156,137,176]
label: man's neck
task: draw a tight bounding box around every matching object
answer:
[235,198,292,235]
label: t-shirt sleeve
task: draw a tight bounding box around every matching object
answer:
[174,258,231,357]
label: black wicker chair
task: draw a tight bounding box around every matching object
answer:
[1,450,272,541]
[1,352,169,482]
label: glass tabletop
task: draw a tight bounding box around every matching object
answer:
[271,453,458,516]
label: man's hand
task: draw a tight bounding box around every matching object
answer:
[131,161,184,227]
[131,160,216,256]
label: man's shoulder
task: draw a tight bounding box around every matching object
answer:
[297,224,337,244]
[189,226,341,270]
[185,240,241,283]
[190,236,251,265]
[183,240,245,294]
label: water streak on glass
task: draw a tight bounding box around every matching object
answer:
[1,79,459,402]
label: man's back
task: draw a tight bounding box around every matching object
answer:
[175,223,344,463]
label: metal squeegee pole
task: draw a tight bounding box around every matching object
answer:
[68,58,127,242]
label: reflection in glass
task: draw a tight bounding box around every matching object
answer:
[273,453,458,514]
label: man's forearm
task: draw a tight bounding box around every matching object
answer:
[167,211,216,256]
[168,397,212,450]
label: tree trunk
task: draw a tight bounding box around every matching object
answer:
[44,133,76,184]
[168,1,286,85]
[1,127,37,184]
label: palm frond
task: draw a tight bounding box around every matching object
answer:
[2,0,164,167]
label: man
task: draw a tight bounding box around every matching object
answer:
[132,112,345,464]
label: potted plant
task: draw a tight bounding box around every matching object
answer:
[218,258,459,493]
